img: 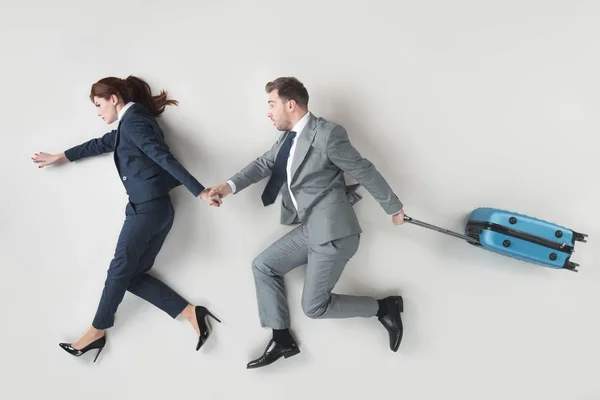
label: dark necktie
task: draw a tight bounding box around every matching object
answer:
[261,131,297,206]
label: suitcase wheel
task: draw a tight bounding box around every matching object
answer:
[565,260,579,272]
[468,237,482,246]
[573,231,588,243]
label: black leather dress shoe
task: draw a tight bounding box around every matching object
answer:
[378,295,404,352]
[246,338,300,369]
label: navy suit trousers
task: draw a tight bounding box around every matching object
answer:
[92,196,188,329]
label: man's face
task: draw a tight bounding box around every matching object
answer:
[266,90,293,131]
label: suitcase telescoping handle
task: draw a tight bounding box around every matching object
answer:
[403,215,481,245]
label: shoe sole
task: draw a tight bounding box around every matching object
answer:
[393,296,404,352]
[246,348,301,369]
[284,348,300,359]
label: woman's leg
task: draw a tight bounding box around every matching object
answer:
[90,201,168,331]
[70,202,148,349]
[127,202,188,320]
[70,199,203,350]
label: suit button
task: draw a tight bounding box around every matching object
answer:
[122,176,127,181]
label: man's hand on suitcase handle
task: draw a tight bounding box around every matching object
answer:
[392,209,405,225]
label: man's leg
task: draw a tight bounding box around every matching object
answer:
[301,233,378,319]
[246,225,308,369]
[252,225,308,329]
[302,232,404,352]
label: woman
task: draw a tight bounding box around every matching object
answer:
[32,75,221,362]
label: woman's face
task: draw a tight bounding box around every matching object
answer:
[93,94,119,124]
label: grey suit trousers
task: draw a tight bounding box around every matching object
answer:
[252,224,378,329]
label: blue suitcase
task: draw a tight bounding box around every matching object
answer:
[404,207,588,272]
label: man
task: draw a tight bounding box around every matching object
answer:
[209,77,406,369]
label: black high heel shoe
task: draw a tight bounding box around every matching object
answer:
[59,335,106,363]
[195,306,221,351]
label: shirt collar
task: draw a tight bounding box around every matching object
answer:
[291,111,311,136]
[118,102,135,121]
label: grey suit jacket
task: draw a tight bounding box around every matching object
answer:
[229,113,403,245]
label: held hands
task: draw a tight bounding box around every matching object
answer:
[200,189,223,207]
[198,183,233,208]
[32,152,66,168]
[392,209,406,225]
[208,183,233,199]
[200,183,233,208]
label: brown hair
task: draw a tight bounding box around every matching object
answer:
[265,77,309,108]
[89,75,178,117]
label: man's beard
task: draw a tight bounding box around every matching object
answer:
[276,116,291,131]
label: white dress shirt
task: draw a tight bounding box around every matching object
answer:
[118,102,135,121]
[285,111,311,211]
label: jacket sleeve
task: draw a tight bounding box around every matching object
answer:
[127,116,205,197]
[64,130,117,162]
[227,132,285,193]
[326,125,403,215]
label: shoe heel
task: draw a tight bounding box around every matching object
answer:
[284,348,300,359]
[206,310,221,323]
[397,296,404,313]
[93,346,104,363]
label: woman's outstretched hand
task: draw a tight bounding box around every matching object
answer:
[32,152,66,168]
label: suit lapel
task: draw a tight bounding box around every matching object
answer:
[289,114,317,183]
[114,104,136,152]
[114,120,122,173]
[114,103,139,149]
[114,122,121,148]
